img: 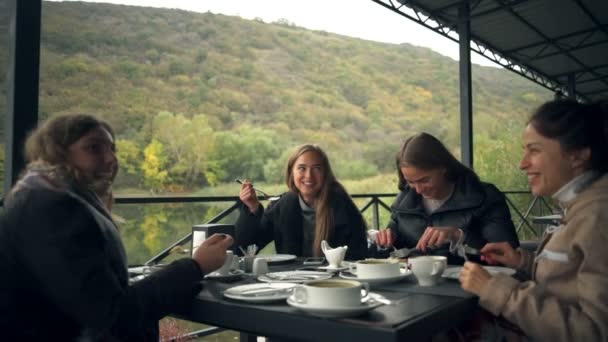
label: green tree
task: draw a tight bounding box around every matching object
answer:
[116,138,141,175]
[141,139,169,192]
[151,111,217,187]
[212,126,281,183]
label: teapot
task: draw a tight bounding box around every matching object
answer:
[321,240,348,268]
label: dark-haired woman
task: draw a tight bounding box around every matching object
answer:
[461,99,608,341]
[236,144,367,260]
[0,114,233,341]
[376,132,519,264]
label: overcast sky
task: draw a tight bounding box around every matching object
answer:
[48,0,497,67]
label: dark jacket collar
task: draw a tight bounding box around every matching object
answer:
[393,172,486,214]
[279,189,351,226]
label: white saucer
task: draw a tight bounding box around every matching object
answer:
[286,295,381,317]
[258,271,332,283]
[443,266,516,280]
[338,268,412,286]
[317,265,348,272]
[205,269,245,281]
[260,254,297,264]
[223,283,298,303]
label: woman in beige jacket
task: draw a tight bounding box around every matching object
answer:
[460,99,608,341]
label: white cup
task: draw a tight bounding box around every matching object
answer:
[408,256,447,286]
[349,259,400,279]
[215,250,234,276]
[293,279,368,308]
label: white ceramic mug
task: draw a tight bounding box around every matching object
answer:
[215,250,234,275]
[349,259,400,279]
[293,279,368,308]
[408,256,447,286]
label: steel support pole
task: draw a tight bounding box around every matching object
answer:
[567,73,576,99]
[4,0,41,191]
[458,2,473,168]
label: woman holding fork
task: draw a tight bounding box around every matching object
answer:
[236,144,367,260]
[460,99,608,341]
[375,132,519,264]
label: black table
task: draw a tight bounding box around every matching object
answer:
[183,261,478,342]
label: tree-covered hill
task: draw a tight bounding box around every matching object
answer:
[1,1,551,193]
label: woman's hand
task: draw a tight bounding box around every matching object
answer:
[192,234,234,275]
[416,226,462,252]
[480,242,521,268]
[375,228,396,248]
[239,179,260,213]
[460,261,492,296]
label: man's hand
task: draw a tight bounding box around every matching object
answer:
[192,234,234,274]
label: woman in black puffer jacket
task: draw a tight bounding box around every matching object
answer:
[375,132,519,264]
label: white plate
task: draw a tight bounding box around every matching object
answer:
[223,283,298,303]
[258,271,332,283]
[205,269,245,281]
[442,266,516,280]
[286,294,381,318]
[338,268,412,286]
[259,254,297,264]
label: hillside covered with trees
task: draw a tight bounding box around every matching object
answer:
[1,1,551,195]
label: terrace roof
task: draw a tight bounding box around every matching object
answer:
[373,0,608,101]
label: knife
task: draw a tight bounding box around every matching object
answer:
[237,287,295,297]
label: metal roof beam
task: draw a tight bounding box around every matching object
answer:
[517,38,608,62]
[373,0,576,100]
[573,0,608,38]
[576,74,608,85]
[551,62,608,78]
[495,0,608,94]
[584,88,608,96]
[504,24,608,53]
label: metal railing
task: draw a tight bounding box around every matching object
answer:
[112,191,553,267]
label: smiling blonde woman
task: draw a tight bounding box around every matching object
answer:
[236,144,367,260]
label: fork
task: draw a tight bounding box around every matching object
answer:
[389,246,416,258]
[235,179,272,198]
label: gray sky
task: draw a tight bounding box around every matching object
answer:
[48,0,497,67]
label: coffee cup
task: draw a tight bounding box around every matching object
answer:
[349,259,400,279]
[408,256,447,286]
[293,279,368,308]
[215,250,234,276]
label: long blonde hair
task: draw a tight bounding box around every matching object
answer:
[285,144,360,256]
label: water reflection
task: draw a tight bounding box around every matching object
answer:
[114,202,239,265]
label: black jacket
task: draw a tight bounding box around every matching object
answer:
[0,186,204,341]
[235,190,367,260]
[387,173,519,264]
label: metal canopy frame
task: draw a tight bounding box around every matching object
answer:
[372,0,608,102]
